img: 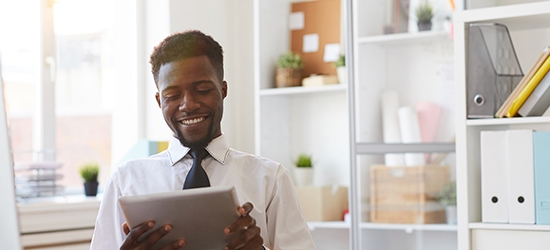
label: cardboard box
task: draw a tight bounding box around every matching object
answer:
[296,186,348,221]
[301,75,339,87]
[370,165,450,224]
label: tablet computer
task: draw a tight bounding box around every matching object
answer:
[118,186,240,250]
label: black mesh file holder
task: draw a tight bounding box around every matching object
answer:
[467,23,524,118]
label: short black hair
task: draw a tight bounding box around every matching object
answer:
[149,30,224,85]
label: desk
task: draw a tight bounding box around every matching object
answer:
[17,195,101,250]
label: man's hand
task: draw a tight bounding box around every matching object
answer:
[120,221,185,250]
[224,202,264,250]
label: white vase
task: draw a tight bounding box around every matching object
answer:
[293,167,314,186]
[336,66,347,84]
[445,205,457,224]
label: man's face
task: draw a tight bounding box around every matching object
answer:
[155,55,227,149]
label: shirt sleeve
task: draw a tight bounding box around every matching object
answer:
[265,165,317,250]
[90,171,126,249]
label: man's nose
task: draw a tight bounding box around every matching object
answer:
[179,93,200,112]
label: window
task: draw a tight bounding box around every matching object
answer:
[0,0,135,196]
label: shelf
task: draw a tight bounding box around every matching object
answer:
[307,221,458,232]
[455,1,550,30]
[259,84,346,96]
[469,222,550,231]
[466,116,550,126]
[357,31,451,46]
[308,221,350,231]
[355,142,455,155]
[361,223,457,232]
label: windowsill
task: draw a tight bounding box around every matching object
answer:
[17,194,102,234]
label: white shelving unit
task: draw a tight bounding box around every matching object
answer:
[348,0,457,249]
[454,1,550,250]
[253,0,350,244]
[255,0,457,249]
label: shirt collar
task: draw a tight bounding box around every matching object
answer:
[167,134,229,166]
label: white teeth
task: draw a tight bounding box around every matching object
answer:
[181,117,204,125]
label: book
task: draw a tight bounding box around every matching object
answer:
[496,46,550,118]
[507,51,550,117]
[518,70,550,117]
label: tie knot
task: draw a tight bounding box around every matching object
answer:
[190,148,209,161]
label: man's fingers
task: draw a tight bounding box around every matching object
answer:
[225,226,262,250]
[138,224,172,247]
[225,215,255,235]
[159,239,185,250]
[120,221,154,249]
[122,222,130,235]
[239,202,253,216]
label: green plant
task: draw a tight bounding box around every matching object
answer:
[294,153,312,168]
[415,1,434,22]
[276,52,304,69]
[437,181,457,206]
[333,54,345,68]
[79,162,100,183]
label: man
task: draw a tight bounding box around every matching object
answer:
[90,30,316,250]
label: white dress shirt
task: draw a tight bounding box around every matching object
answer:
[90,134,316,250]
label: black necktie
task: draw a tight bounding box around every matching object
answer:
[183,148,210,189]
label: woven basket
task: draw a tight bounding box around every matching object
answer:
[276,68,302,88]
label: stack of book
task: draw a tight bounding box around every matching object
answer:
[496,46,550,118]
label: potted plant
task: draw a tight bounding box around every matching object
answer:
[415,1,434,31]
[437,181,457,224]
[276,52,304,88]
[293,153,313,186]
[79,162,100,196]
[333,54,347,84]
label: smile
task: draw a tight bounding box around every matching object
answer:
[180,117,205,125]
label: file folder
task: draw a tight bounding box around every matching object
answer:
[533,131,550,225]
[506,129,535,224]
[480,130,508,223]
[467,23,523,118]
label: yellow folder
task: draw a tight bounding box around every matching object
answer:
[507,55,550,117]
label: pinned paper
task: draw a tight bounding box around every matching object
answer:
[323,43,340,62]
[303,34,319,53]
[290,12,304,30]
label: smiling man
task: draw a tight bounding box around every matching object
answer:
[90,30,316,250]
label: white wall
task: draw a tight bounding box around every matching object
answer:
[143,0,255,154]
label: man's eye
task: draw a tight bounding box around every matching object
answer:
[164,94,179,101]
[197,89,211,94]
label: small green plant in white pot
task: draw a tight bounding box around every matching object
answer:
[293,153,313,186]
[437,181,457,224]
[333,54,347,84]
[79,162,100,196]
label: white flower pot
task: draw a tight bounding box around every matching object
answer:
[445,205,457,224]
[336,66,347,84]
[293,167,314,186]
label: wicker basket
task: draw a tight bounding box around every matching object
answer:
[370,165,450,224]
[276,67,302,88]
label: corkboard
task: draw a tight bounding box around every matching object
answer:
[291,0,340,77]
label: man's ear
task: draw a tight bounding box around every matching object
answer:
[222,81,228,99]
[155,92,161,108]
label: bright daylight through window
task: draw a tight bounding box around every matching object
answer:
[0,0,115,198]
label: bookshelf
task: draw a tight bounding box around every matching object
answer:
[454,1,550,250]
[347,0,458,249]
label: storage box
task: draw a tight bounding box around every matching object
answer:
[370,165,450,224]
[296,186,348,221]
[301,75,338,87]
